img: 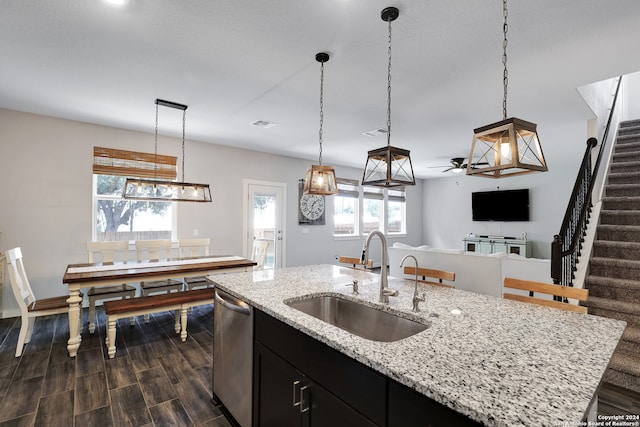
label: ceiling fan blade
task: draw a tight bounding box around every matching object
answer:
[442,167,454,172]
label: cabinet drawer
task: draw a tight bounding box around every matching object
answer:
[255,309,386,426]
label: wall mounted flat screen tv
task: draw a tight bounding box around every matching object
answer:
[472,189,530,222]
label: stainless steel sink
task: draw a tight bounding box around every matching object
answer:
[285,295,428,342]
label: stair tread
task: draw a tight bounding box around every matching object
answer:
[602,196,640,201]
[597,224,640,231]
[587,296,640,315]
[586,275,640,290]
[593,240,640,247]
[622,326,640,345]
[606,183,640,189]
[608,352,640,377]
[589,257,640,268]
[600,209,640,214]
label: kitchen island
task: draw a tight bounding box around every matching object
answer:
[211,264,626,426]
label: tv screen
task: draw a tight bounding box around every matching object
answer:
[472,189,530,222]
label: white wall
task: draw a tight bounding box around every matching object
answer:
[0,109,423,318]
[624,71,640,120]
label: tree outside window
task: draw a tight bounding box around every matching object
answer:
[94,175,173,241]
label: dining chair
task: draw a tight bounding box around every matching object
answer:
[503,277,588,313]
[179,238,214,290]
[402,266,456,289]
[86,241,136,333]
[5,247,77,357]
[338,256,373,272]
[251,240,269,270]
[135,239,182,322]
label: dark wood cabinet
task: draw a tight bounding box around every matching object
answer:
[253,341,302,427]
[253,341,376,427]
[388,380,482,427]
[253,309,481,427]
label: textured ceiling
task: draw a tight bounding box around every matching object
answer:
[2,0,640,178]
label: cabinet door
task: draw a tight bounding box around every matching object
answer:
[492,241,507,254]
[304,382,377,427]
[253,342,302,427]
[477,241,492,254]
[388,380,482,426]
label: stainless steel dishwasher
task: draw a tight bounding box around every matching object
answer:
[213,288,253,427]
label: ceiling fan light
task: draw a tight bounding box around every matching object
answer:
[451,167,464,174]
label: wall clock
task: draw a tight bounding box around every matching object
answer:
[298,181,325,225]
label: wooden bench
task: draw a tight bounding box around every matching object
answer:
[403,266,456,289]
[104,288,215,358]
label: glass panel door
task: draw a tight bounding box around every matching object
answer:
[245,182,285,269]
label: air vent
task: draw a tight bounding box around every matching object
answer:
[362,128,387,137]
[250,120,276,129]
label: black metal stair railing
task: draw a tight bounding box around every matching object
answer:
[551,76,622,288]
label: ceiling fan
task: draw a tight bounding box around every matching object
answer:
[431,157,489,174]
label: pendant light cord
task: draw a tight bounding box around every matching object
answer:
[154,102,159,179]
[386,16,393,147]
[182,109,186,182]
[502,0,509,120]
[318,60,324,166]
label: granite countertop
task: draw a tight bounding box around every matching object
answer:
[210,264,626,427]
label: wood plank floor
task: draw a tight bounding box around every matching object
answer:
[0,305,232,427]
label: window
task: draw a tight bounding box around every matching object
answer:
[387,187,406,234]
[363,186,384,234]
[333,178,407,237]
[92,147,177,242]
[333,179,359,236]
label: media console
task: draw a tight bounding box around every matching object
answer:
[463,235,531,257]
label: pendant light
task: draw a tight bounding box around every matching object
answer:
[467,0,547,178]
[123,99,212,202]
[303,52,338,195]
[362,6,415,188]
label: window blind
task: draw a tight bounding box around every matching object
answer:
[363,185,384,200]
[337,178,360,198]
[93,147,177,180]
[388,186,406,202]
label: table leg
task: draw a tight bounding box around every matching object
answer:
[180,306,188,342]
[66,289,83,357]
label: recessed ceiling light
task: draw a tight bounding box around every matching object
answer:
[103,0,129,6]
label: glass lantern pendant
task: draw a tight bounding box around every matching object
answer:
[467,0,547,178]
[303,52,338,196]
[362,7,415,188]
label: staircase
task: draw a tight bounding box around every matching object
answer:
[585,119,640,394]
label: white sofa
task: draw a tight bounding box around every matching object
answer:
[388,243,551,298]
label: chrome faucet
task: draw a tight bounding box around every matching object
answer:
[400,254,426,312]
[362,230,398,303]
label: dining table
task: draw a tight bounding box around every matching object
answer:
[62,255,256,357]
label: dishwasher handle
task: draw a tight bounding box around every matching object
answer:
[215,290,251,315]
